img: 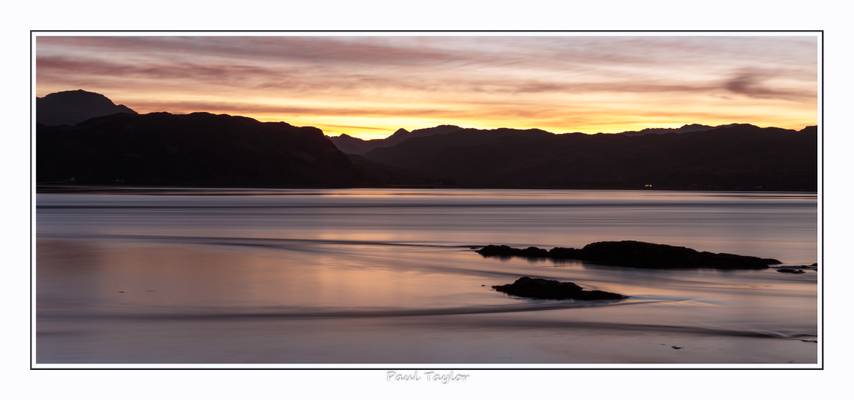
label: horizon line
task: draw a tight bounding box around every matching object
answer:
[36,88,818,140]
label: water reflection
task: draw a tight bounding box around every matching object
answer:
[36,189,817,363]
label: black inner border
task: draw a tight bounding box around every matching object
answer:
[29,29,825,371]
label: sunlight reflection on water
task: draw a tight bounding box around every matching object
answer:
[36,189,818,363]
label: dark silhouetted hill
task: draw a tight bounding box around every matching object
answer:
[328,134,379,155]
[37,112,364,187]
[621,123,715,136]
[331,124,727,152]
[37,89,136,126]
[330,125,464,155]
[362,124,818,191]
[35,90,818,190]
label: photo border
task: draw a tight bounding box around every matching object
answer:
[29,29,824,371]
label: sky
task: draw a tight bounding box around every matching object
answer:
[36,35,818,139]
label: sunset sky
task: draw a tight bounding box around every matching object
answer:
[36,35,818,139]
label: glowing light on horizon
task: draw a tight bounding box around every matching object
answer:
[36,35,818,139]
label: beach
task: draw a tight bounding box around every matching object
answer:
[36,188,818,363]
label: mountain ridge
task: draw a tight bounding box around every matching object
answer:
[37,111,358,187]
[35,90,818,191]
[328,122,813,154]
[37,89,136,126]
[361,123,817,191]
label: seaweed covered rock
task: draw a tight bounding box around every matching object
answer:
[492,277,626,300]
[576,241,780,269]
[476,245,551,259]
[477,241,781,269]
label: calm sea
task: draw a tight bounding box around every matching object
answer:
[36,189,818,363]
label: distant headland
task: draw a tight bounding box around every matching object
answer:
[36,90,818,191]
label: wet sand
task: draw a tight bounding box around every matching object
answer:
[36,189,818,363]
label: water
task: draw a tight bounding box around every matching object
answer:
[35,189,818,364]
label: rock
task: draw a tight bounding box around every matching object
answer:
[476,245,550,259]
[476,245,515,258]
[476,241,780,269]
[776,263,816,271]
[492,276,626,300]
[579,241,780,269]
[548,247,584,259]
[516,247,551,258]
[777,267,806,274]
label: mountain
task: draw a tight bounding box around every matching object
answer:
[329,126,463,155]
[362,124,818,190]
[330,124,742,153]
[35,90,818,191]
[621,123,715,136]
[37,112,362,187]
[328,133,379,155]
[37,89,137,126]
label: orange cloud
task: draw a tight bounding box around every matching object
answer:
[36,35,818,138]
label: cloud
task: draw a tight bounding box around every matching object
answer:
[722,69,814,100]
[37,36,483,67]
[35,35,819,136]
[37,55,281,82]
[42,54,799,101]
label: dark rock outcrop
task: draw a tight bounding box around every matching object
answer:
[492,277,626,300]
[476,245,553,259]
[573,241,780,269]
[775,263,817,272]
[477,241,781,269]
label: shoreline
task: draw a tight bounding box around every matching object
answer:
[35,184,821,194]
